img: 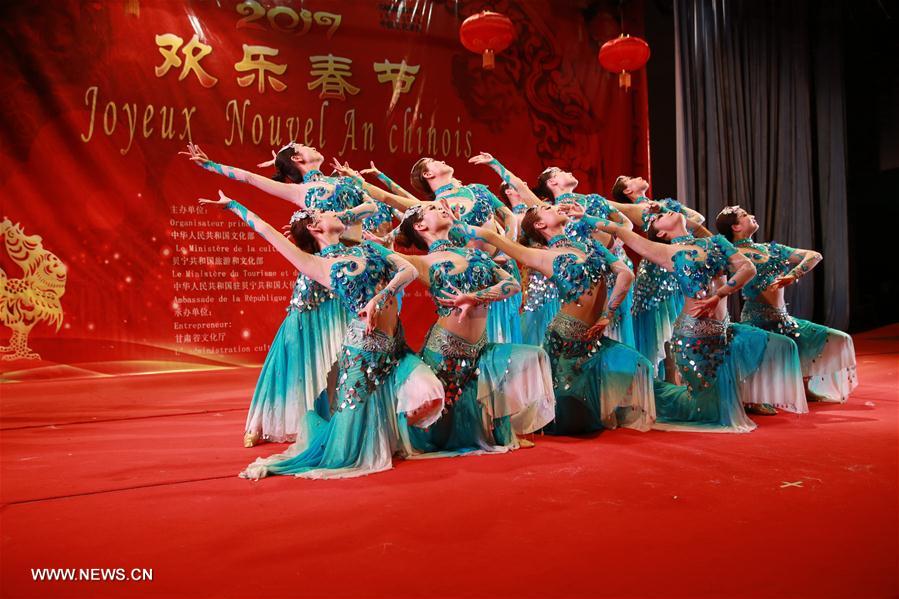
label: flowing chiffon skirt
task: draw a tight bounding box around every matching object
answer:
[244,297,348,443]
[652,315,757,433]
[240,320,444,480]
[631,260,684,375]
[542,313,656,435]
[742,300,858,402]
[403,324,555,458]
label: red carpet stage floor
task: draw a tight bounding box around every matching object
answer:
[1,326,897,599]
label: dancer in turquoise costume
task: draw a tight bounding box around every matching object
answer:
[529,166,637,348]
[351,157,524,344]
[467,204,656,435]
[333,163,556,454]
[717,206,857,402]
[199,191,444,479]
[183,143,403,446]
[608,175,708,375]
[594,208,803,431]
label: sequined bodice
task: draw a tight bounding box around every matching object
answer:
[735,240,795,300]
[319,241,394,313]
[438,184,504,226]
[555,192,615,220]
[303,170,365,212]
[428,244,497,317]
[633,259,680,313]
[287,272,335,314]
[671,234,738,299]
[548,219,618,303]
[363,201,394,231]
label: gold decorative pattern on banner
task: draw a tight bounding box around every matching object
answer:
[0,219,67,361]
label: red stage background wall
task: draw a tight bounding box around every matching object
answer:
[0,0,648,377]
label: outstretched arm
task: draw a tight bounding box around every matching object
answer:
[454,221,556,278]
[360,162,419,201]
[469,152,547,208]
[181,143,309,207]
[199,191,332,286]
[331,159,422,212]
[593,219,678,270]
[336,201,379,225]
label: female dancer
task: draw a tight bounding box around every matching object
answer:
[608,175,706,375]
[355,158,524,344]
[594,208,804,430]
[717,206,857,402]
[529,166,637,348]
[466,204,655,435]
[199,190,444,479]
[333,164,555,453]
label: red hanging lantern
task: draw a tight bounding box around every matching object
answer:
[459,11,515,70]
[598,34,651,90]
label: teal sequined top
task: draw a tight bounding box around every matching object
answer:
[362,201,394,231]
[670,234,739,299]
[734,239,796,300]
[426,239,499,317]
[547,216,619,303]
[318,241,396,313]
[437,183,505,226]
[302,169,365,213]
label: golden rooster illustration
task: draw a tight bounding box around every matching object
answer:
[0,218,67,361]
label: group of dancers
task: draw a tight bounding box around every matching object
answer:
[181,141,858,480]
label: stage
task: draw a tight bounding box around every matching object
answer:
[1,325,896,599]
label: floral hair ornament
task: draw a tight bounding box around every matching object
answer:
[400,204,425,224]
[289,208,318,224]
[718,205,742,217]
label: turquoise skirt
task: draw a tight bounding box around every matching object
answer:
[542,313,655,435]
[632,260,684,374]
[404,324,555,457]
[653,315,760,432]
[244,297,348,443]
[241,320,445,479]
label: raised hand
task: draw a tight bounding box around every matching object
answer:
[330,158,361,180]
[179,142,210,165]
[359,161,381,176]
[198,189,232,207]
[467,152,494,166]
[558,202,586,219]
[257,149,278,168]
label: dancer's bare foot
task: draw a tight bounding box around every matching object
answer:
[243,431,260,448]
[517,434,536,449]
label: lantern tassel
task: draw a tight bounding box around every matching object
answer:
[619,70,631,90]
[482,49,495,70]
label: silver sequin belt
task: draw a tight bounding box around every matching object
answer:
[423,324,486,358]
[343,319,401,353]
[741,300,792,324]
[674,313,729,338]
[547,312,591,341]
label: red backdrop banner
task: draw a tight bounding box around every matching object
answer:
[0,0,648,378]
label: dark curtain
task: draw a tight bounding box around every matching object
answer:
[674,0,849,329]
